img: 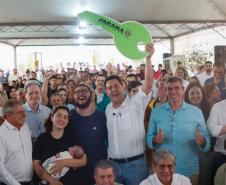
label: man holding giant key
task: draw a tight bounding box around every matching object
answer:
[105,44,154,185]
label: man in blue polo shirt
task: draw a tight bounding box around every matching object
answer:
[147,76,210,184]
[23,80,51,142]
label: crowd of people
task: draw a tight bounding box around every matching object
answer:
[0,43,225,185]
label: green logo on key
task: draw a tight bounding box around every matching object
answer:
[78,11,152,60]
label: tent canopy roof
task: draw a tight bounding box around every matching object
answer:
[0,0,225,46]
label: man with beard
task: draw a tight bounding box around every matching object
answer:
[69,84,108,185]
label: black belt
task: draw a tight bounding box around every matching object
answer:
[19,181,31,185]
[109,153,144,163]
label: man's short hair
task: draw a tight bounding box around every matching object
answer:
[49,75,58,81]
[177,61,182,65]
[104,75,123,88]
[94,159,115,176]
[75,84,92,95]
[205,61,212,65]
[128,81,142,92]
[24,80,41,93]
[96,74,106,79]
[152,150,176,165]
[16,88,25,95]
[213,62,225,68]
[166,76,183,86]
[2,99,22,118]
[126,74,138,80]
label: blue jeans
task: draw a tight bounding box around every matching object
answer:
[112,156,147,185]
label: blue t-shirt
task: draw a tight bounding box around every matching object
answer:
[69,109,108,185]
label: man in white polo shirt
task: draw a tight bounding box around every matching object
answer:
[105,44,154,185]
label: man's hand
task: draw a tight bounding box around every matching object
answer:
[44,71,54,82]
[145,44,155,59]
[195,127,205,146]
[153,128,164,145]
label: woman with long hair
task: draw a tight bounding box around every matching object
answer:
[203,83,221,109]
[184,82,210,121]
[33,106,86,185]
[6,85,17,99]
[58,88,75,110]
[184,82,212,185]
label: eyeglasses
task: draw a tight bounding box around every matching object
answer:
[75,89,89,95]
[131,89,139,93]
[59,93,67,97]
[11,110,25,115]
[157,164,174,170]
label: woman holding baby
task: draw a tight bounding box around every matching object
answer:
[33,105,86,185]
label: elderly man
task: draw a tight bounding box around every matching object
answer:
[140,150,191,185]
[23,80,51,142]
[94,160,123,185]
[147,76,210,184]
[0,99,33,185]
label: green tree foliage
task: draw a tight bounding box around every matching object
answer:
[180,50,213,73]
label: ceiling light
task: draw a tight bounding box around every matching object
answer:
[77,36,87,44]
[79,21,87,28]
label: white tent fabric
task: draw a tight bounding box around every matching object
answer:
[0,0,225,46]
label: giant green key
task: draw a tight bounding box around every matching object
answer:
[78,11,152,60]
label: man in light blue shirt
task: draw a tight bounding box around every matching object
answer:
[147,76,210,179]
[23,80,51,141]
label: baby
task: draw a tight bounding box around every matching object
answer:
[41,145,84,184]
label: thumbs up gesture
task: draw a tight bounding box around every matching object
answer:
[153,128,164,145]
[195,127,205,146]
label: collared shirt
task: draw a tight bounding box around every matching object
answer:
[0,120,33,185]
[0,76,7,84]
[95,90,104,104]
[207,99,226,155]
[183,79,189,90]
[139,173,191,185]
[106,86,152,159]
[23,103,51,140]
[147,102,210,177]
[196,72,213,86]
